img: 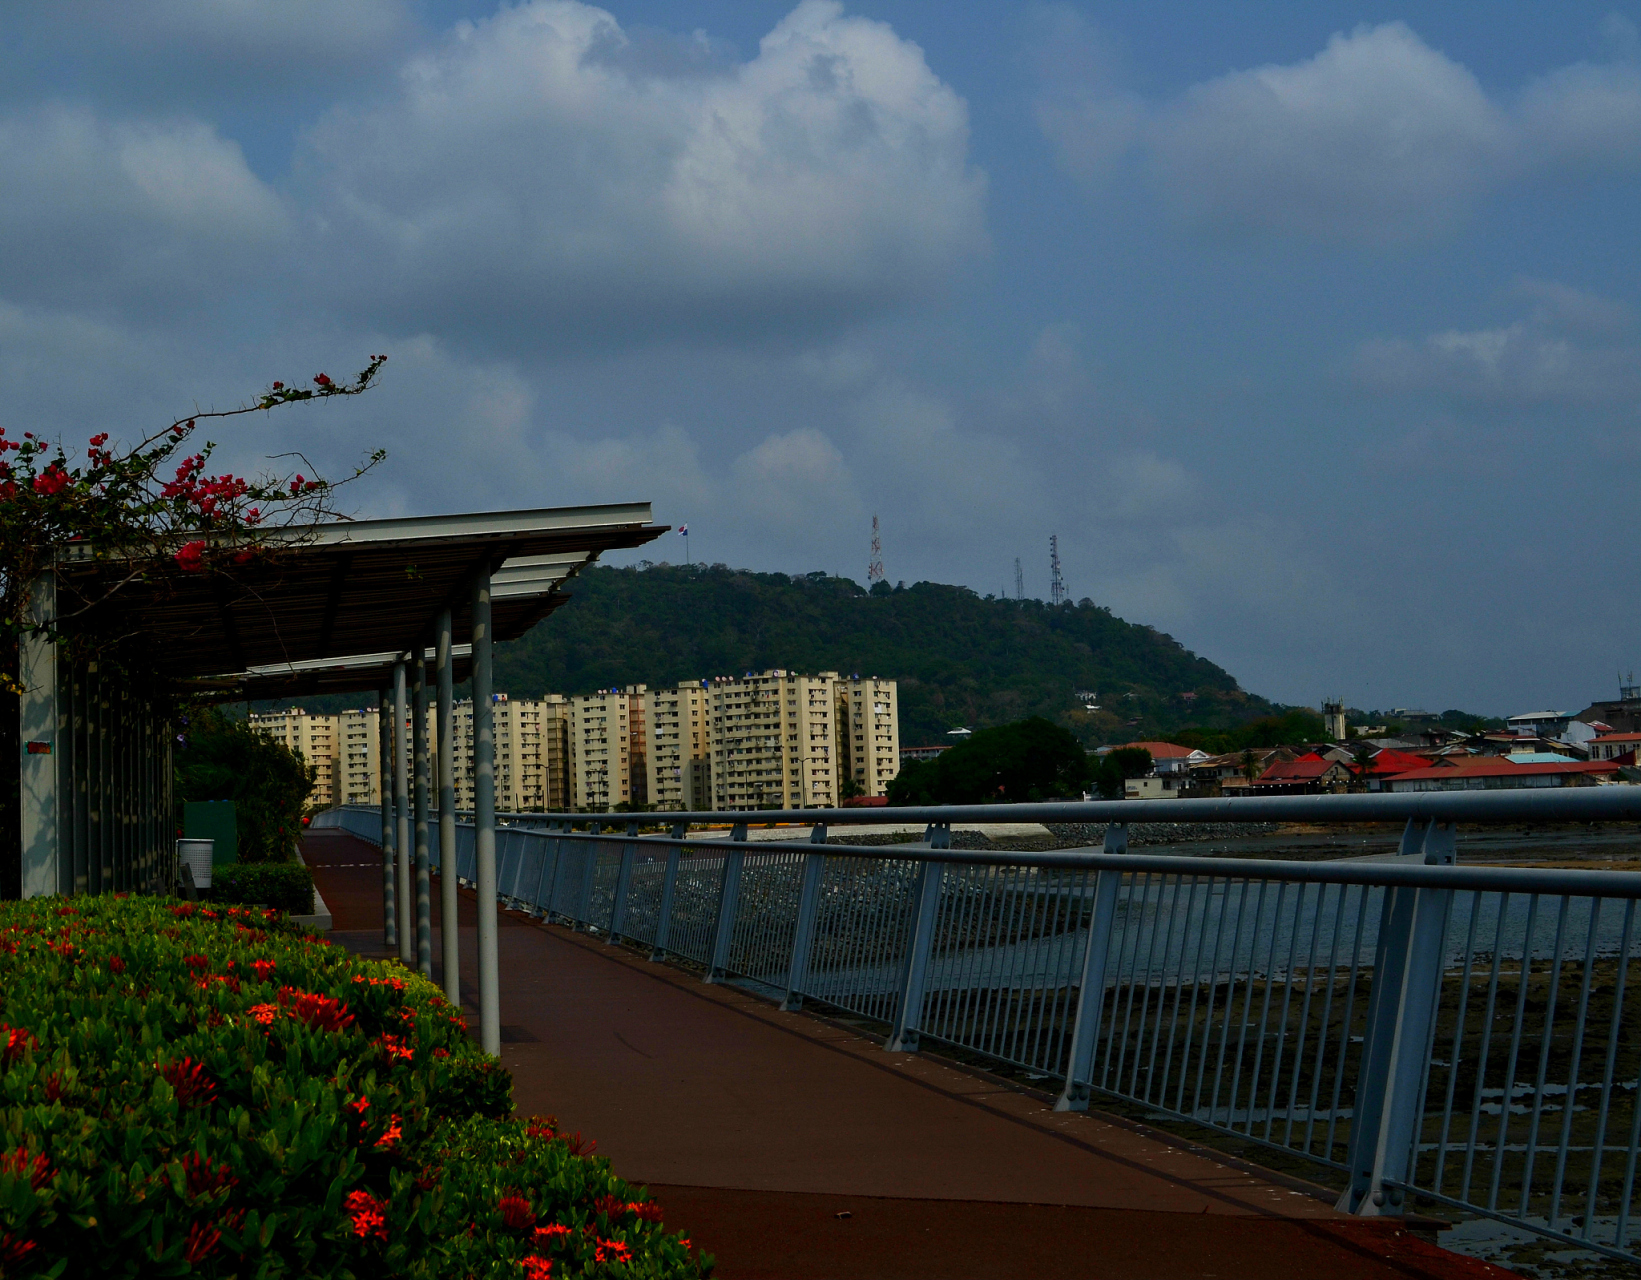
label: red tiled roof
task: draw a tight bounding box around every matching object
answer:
[1363,749,1429,775]
[1593,733,1641,744]
[1120,741,1195,759]
[1254,758,1342,783]
[1388,759,1618,782]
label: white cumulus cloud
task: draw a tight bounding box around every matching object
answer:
[304,0,987,350]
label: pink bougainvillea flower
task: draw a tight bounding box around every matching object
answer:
[174,541,206,572]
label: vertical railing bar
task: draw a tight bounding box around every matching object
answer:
[935,863,976,1046]
[1517,895,1570,1220]
[1045,869,1087,1077]
[1131,873,1173,1098]
[1432,888,1484,1193]
[1114,871,1158,1093]
[1226,878,1269,1132]
[1289,880,1332,1151]
[1096,869,1134,1088]
[1325,886,1372,1164]
[1549,896,1601,1233]
[1614,905,1641,1251]
[974,864,1012,1059]
[1159,875,1201,1109]
[1025,867,1064,1072]
[1192,877,1235,1121]
[1489,893,1541,1213]
[1587,898,1635,1244]
[1244,879,1286,1137]
[1208,878,1254,1127]
[981,866,1022,1062]
[1265,880,1307,1143]
[1461,892,1511,1205]
[1172,875,1211,1116]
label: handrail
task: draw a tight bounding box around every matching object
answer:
[493,786,1641,827]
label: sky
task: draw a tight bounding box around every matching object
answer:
[2,1,1639,717]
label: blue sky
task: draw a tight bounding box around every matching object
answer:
[2,2,1639,716]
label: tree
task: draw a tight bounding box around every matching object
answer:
[174,708,315,863]
[0,357,387,877]
[838,776,865,801]
[1094,746,1153,799]
[887,717,1090,805]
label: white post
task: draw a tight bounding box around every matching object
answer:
[436,608,459,1006]
[18,573,59,899]
[472,571,501,1056]
[379,687,396,950]
[393,659,412,963]
[412,654,433,977]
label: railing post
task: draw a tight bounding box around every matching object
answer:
[608,821,638,943]
[471,569,501,1058]
[1338,882,1452,1215]
[1397,816,1458,864]
[704,822,747,983]
[542,823,568,920]
[781,823,827,1011]
[412,653,433,978]
[1055,822,1127,1111]
[529,821,560,916]
[651,823,685,961]
[435,609,459,1006]
[575,825,599,929]
[886,823,949,1052]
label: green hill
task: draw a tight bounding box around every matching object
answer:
[488,564,1276,746]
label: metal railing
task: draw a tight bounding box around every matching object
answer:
[315,789,1641,1261]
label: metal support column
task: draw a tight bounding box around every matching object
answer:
[608,821,638,942]
[379,688,396,951]
[651,823,685,961]
[393,660,413,963]
[472,570,501,1057]
[1055,822,1128,1110]
[704,822,747,983]
[18,573,59,899]
[1339,882,1452,1215]
[781,823,828,1010]
[886,823,949,1053]
[412,653,433,978]
[436,609,459,1005]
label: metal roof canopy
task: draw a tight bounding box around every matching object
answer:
[190,644,479,703]
[53,502,665,685]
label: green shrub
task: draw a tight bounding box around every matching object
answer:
[210,861,316,915]
[0,896,710,1278]
[175,708,314,862]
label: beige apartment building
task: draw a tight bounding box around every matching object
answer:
[248,708,341,808]
[442,694,570,814]
[646,682,712,810]
[709,671,842,810]
[838,676,901,798]
[570,687,647,811]
[337,706,381,805]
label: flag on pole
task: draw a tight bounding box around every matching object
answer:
[679,524,688,534]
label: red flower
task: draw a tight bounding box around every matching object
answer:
[629,1200,664,1223]
[181,1152,237,1199]
[182,954,209,973]
[533,1224,572,1244]
[521,1257,553,1278]
[0,1234,36,1267]
[313,373,332,386]
[374,1115,402,1150]
[373,1033,413,1064]
[0,1025,37,1066]
[271,381,284,391]
[0,1148,52,1190]
[160,1057,218,1109]
[108,955,126,975]
[276,986,353,1033]
[344,1188,389,1240]
[174,540,206,573]
[560,1131,597,1158]
[252,959,276,982]
[169,904,195,919]
[594,1239,632,1265]
[500,1194,536,1231]
[592,1194,626,1221]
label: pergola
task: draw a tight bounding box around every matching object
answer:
[19,501,666,1052]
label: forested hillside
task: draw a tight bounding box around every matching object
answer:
[488,564,1277,746]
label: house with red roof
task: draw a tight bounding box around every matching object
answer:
[1383,755,1619,792]
[1251,752,1354,794]
[1590,732,1641,762]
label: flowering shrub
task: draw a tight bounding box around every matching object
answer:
[0,896,710,1278]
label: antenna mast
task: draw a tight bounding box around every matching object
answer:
[1013,557,1024,600]
[868,515,884,585]
[1049,534,1066,605]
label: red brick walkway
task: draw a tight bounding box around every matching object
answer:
[304,828,1518,1280]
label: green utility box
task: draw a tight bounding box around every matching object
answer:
[182,801,238,867]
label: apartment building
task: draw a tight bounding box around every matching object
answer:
[248,707,341,807]
[646,682,712,810]
[709,671,840,810]
[442,694,566,814]
[837,677,901,798]
[569,687,646,811]
[337,706,381,805]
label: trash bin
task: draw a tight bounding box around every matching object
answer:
[177,838,215,890]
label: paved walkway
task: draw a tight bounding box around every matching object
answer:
[303,829,1518,1280]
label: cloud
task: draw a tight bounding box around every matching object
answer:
[304,0,987,351]
[1037,18,1641,244]
[0,105,288,312]
[1354,281,1641,405]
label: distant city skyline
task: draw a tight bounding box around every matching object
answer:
[3,2,1638,717]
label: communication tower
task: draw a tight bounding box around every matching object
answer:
[1622,671,1641,703]
[868,515,884,585]
[1049,534,1066,606]
[1013,557,1024,600]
